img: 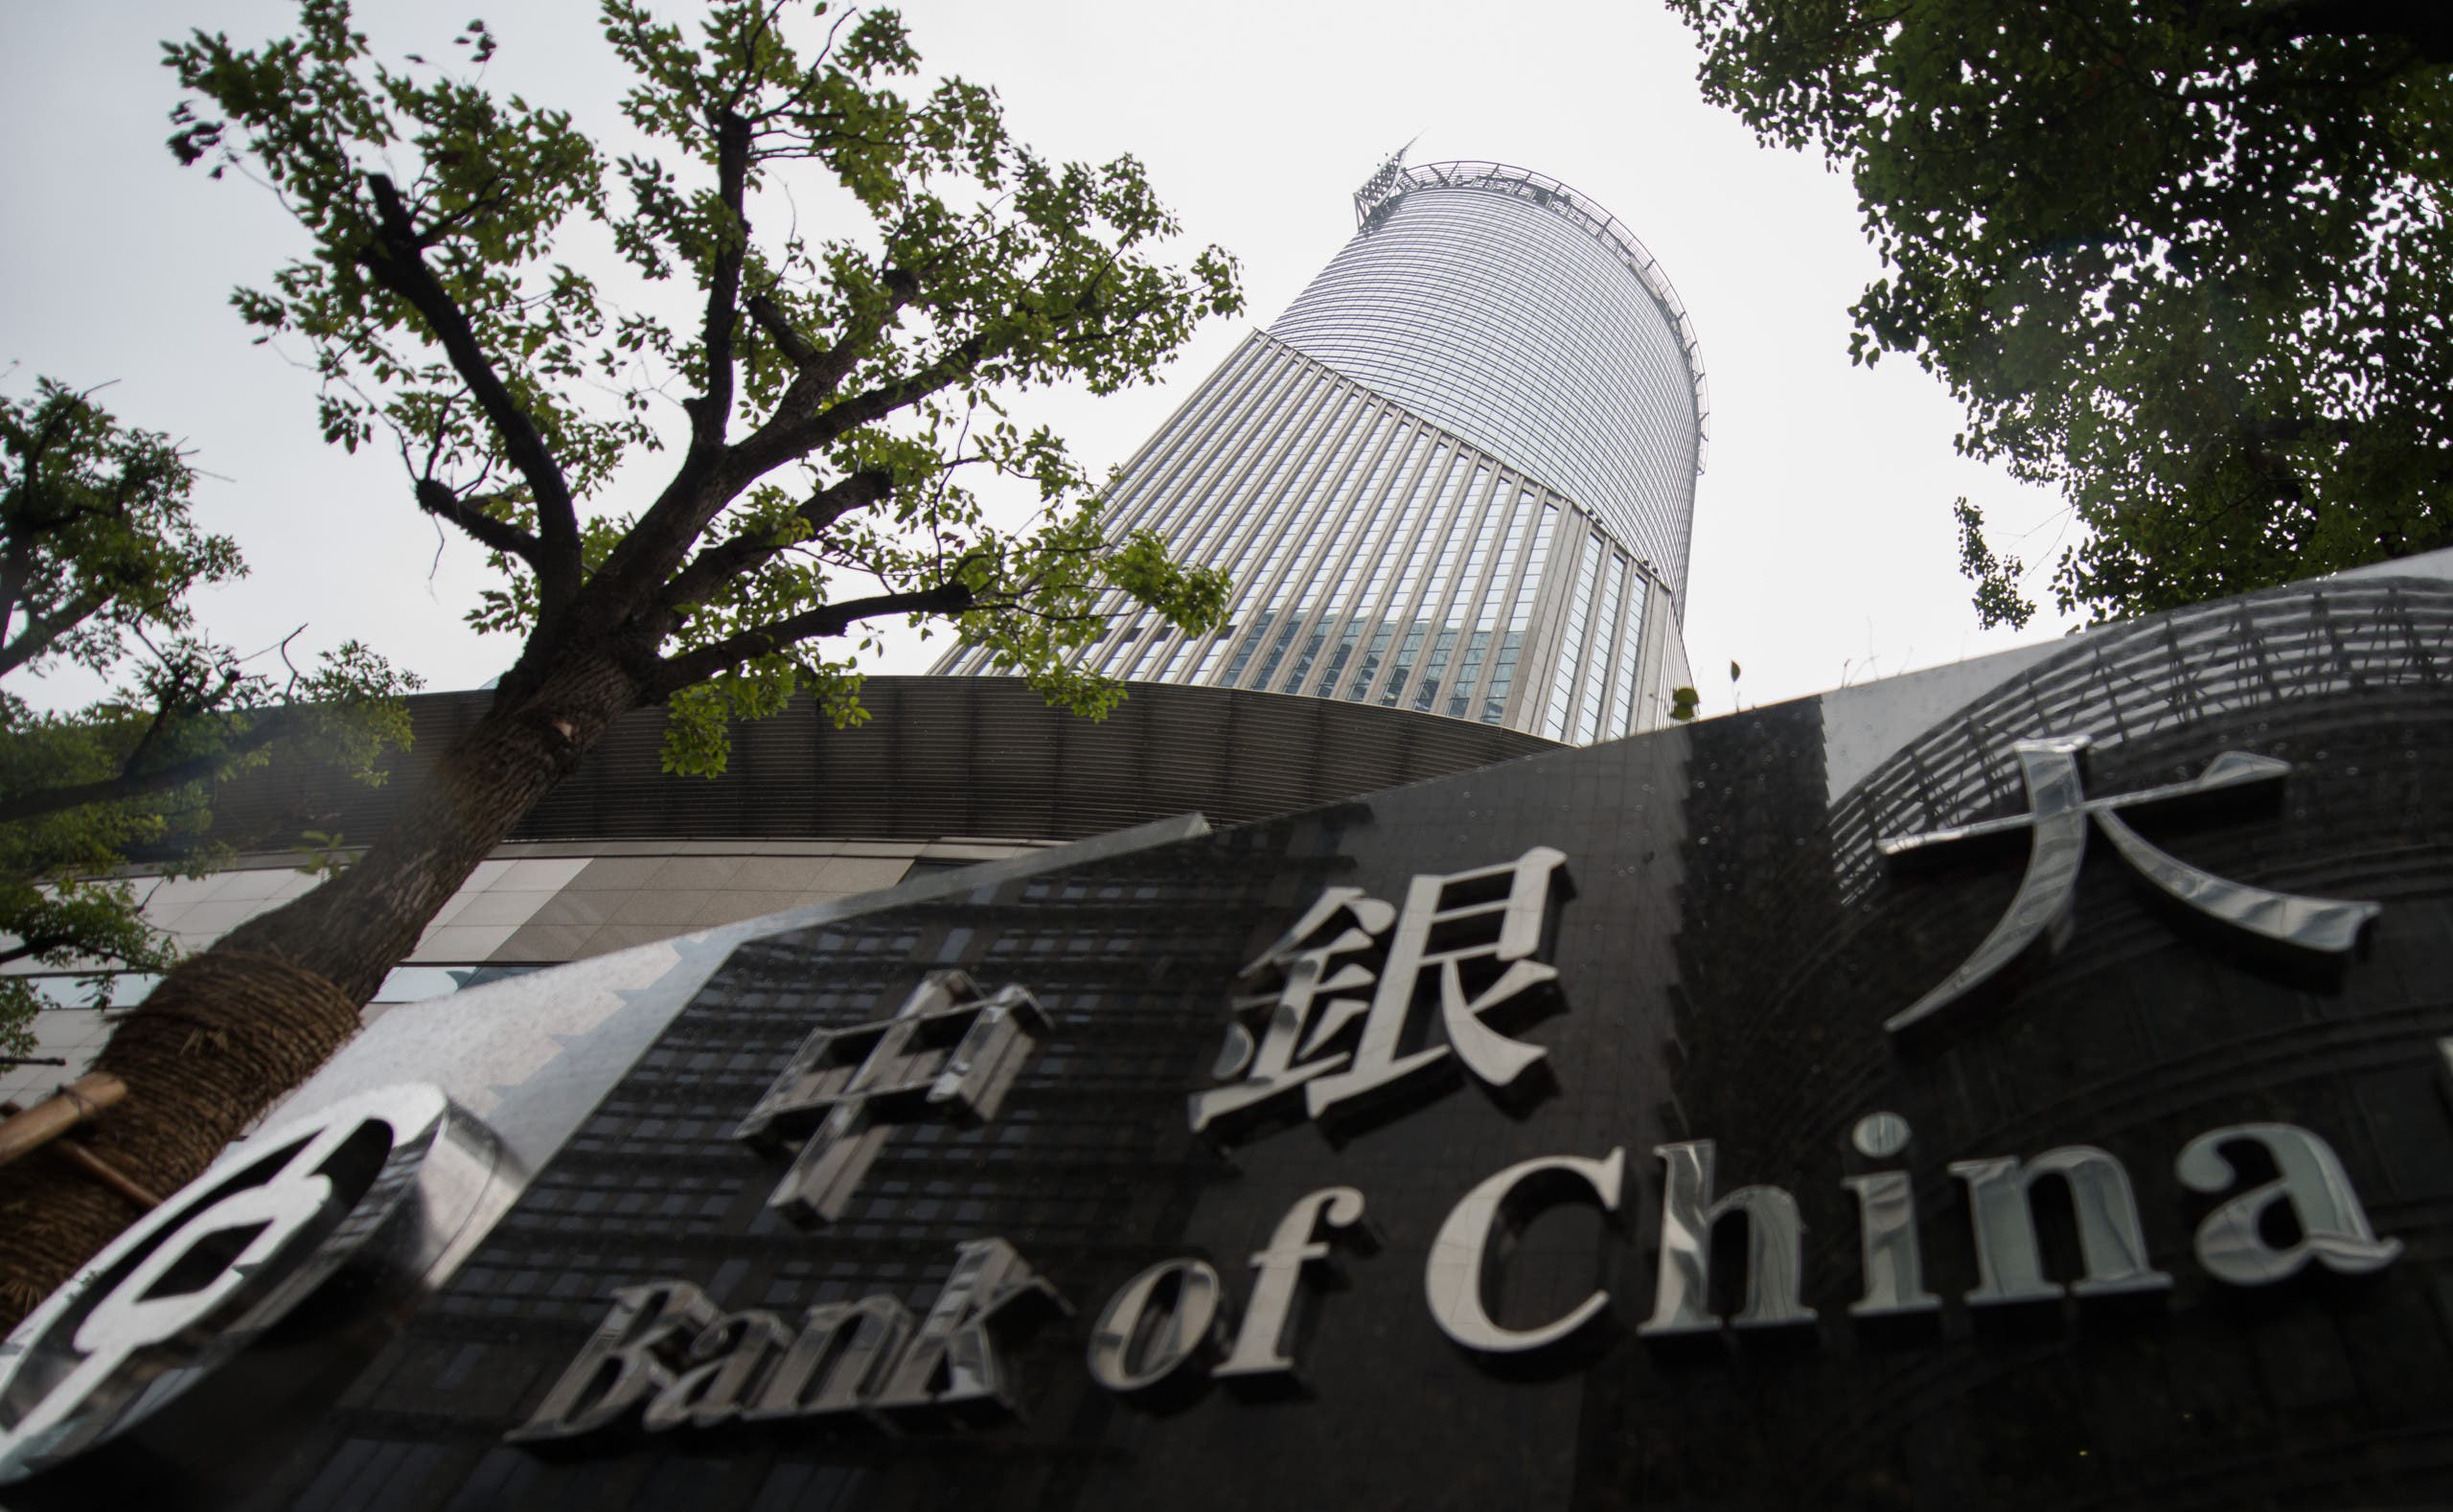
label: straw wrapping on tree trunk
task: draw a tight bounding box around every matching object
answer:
[0,951,356,1330]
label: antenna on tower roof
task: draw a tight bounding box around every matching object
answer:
[1351,136,1421,230]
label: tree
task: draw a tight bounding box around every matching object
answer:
[1666,0,2453,625]
[1,378,414,1072]
[0,1,1238,1319]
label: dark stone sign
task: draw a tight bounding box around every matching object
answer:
[8,572,2453,1510]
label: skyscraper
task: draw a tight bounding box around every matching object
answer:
[936,158,1707,743]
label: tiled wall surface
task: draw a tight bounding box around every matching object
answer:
[474,850,914,963]
[0,1007,112,1115]
[126,840,1004,966]
[1,836,1041,1110]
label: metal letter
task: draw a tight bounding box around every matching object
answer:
[1087,1260,1229,1393]
[2175,1123,2402,1286]
[1190,888,1393,1134]
[2094,799,2377,954]
[506,1281,721,1442]
[1851,1111,1913,1159]
[736,973,1050,1226]
[1193,850,1571,1140]
[641,1310,794,1432]
[1639,1140,1817,1337]
[1845,1172,1940,1318]
[1426,1150,1622,1355]
[874,1239,1069,1419]
[1215,1186,1371,1381]
[743,1294,914,1422]
[1885,737,2089,1033]
[1307,847,1570,1119]
[1845,1111,1937,1319]
[1883,739,2380,1034]
[1952,1146,2173,1306]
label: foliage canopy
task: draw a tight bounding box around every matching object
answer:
[9,0,1244,1326]
[1667,0,2453,624]
[0,379,414,1058]
[167,0,1239,768]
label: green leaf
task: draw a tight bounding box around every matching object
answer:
[1666,0,2453,622]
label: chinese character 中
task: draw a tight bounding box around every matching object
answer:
[1190,846,1570,1136]
[1882,735,2380,1034]
[734,971,1049,1225]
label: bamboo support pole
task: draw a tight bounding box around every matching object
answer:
[0,1073,128,1172]
[0,1099,163,1210]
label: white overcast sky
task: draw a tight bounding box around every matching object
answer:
[1,0,2082,721]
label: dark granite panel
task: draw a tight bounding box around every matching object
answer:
[78,574,2453,1512]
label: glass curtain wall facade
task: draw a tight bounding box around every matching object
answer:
[937,161,1706,743]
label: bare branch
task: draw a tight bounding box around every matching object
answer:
[745,290,826,373]
[358,173,583,617]
[685,109,754,454]
[413,476,543,565]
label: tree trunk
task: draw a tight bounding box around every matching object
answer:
[0,647,646,1327]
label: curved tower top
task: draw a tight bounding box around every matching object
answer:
[937,155,1703,745]
[1270,160,1707,610]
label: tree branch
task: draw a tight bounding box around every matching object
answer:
[744,290,827,372]
[2250,0,2453,62]
[0,938,75,969]
[724,329,995,493]
[0,708,299,827]
[114,656,235,779]
[0,589,107,679]
[686,109,753,454]
[413,477,543,565]
[358,173,584,618]
[649,578,974,696]
[745,263,918,393]
[658,467,892,611]
[571,278,928,634]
